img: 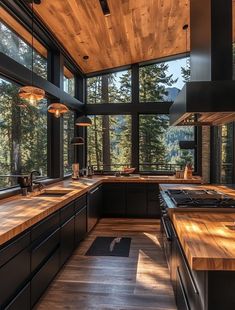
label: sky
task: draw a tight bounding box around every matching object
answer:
[166,57,188,89]
[115,57,188,90]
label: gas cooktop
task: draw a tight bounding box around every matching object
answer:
[166,189,235,208]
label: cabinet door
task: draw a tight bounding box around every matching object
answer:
[103,183,126,216]
[31,247,60,307]
[31,228,60,273]
[60,216,75,266]
[176,267,190,310]
[5,283,30,310]
[0,247,30,307]
[126,183,147,217]
[147,184,161,218]
[75,206,87,245]
[87,186,102,232]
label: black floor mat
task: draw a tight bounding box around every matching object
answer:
[85,237,131,257]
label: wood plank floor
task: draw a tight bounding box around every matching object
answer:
[35,219,177,310]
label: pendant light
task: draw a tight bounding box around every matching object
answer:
[183,24,190,82]
[47,103,69,118]
[75,115,92,126]
[18,0,45,106]
[70,137,84,145]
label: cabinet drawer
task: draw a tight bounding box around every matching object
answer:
[75,206,87,245]
[5,283,30,310]
[31,211,60,242]
[60,216,75,266]
[0,232,30,268]
[31,228,60,273]
[74,194,87,213]
[61,201,75,224]
[31,247,60,307]
[0,247,30,307]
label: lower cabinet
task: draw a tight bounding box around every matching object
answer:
[75,206,87,245]
[126,183,147,217]
[0,194,88,309]
[87,185,102,232]
[103,183,126,216]
[31,247,60,307]
[5,283,30,310]
[103,183,160,218]
[0,232,30,308]
[60,216,75,266]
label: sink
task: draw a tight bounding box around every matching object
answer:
[36,189,72,198]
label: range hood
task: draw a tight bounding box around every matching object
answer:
[170,80,235,126]
[170,0,234,126]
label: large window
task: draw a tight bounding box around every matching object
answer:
[139,57,189,102]
[218,123,233,184]
[87,70,131,104]
[0,77,47,189]
[63,111,75,175]
[139,115,195,172]
[63,66,75,97]
[87,115,132,171]
[0,20,47,79]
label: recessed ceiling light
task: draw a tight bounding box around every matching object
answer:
[99,0,110,16]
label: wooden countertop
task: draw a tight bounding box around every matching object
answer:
[0,175,201,246]
[173,212,235,271]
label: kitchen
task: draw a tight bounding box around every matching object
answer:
[0,0,235,309]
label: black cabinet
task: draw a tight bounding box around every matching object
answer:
[0,194,88,308]
[60,216,75,266]
[87,185,102,232]
[103,183,126,216]
[5,283,30,310]
[31,247,60,307]
[75,206,87,245]
[147,184,161,217]
[126,183,147,217]
[0,232,30,308]
[31,228,60,273]
[103,182,160,218]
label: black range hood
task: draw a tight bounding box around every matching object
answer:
[170,0,234,126]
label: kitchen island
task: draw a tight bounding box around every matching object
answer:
[159,183,235,310]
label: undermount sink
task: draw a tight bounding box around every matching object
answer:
[36,189,72,198]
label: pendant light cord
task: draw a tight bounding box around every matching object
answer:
[31,1,34,86]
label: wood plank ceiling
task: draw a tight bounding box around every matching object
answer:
[34,0,190,74]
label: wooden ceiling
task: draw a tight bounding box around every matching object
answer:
[34,0,190,74]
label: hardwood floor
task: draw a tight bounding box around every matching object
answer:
[35,219,176,310]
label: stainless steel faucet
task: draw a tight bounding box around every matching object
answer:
[29,170,41,192]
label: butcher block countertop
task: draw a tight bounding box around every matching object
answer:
[0,175,201,246]
[173,212,235,271]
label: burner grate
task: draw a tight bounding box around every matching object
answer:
[167,189,235,208]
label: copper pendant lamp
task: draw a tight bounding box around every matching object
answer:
[18,0,45,106]
[75,115,92,126]
[47,103,69,118]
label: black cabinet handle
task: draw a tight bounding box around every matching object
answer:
[161,217,172,241]
[177,266,191,310]
[177,240,199,295]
